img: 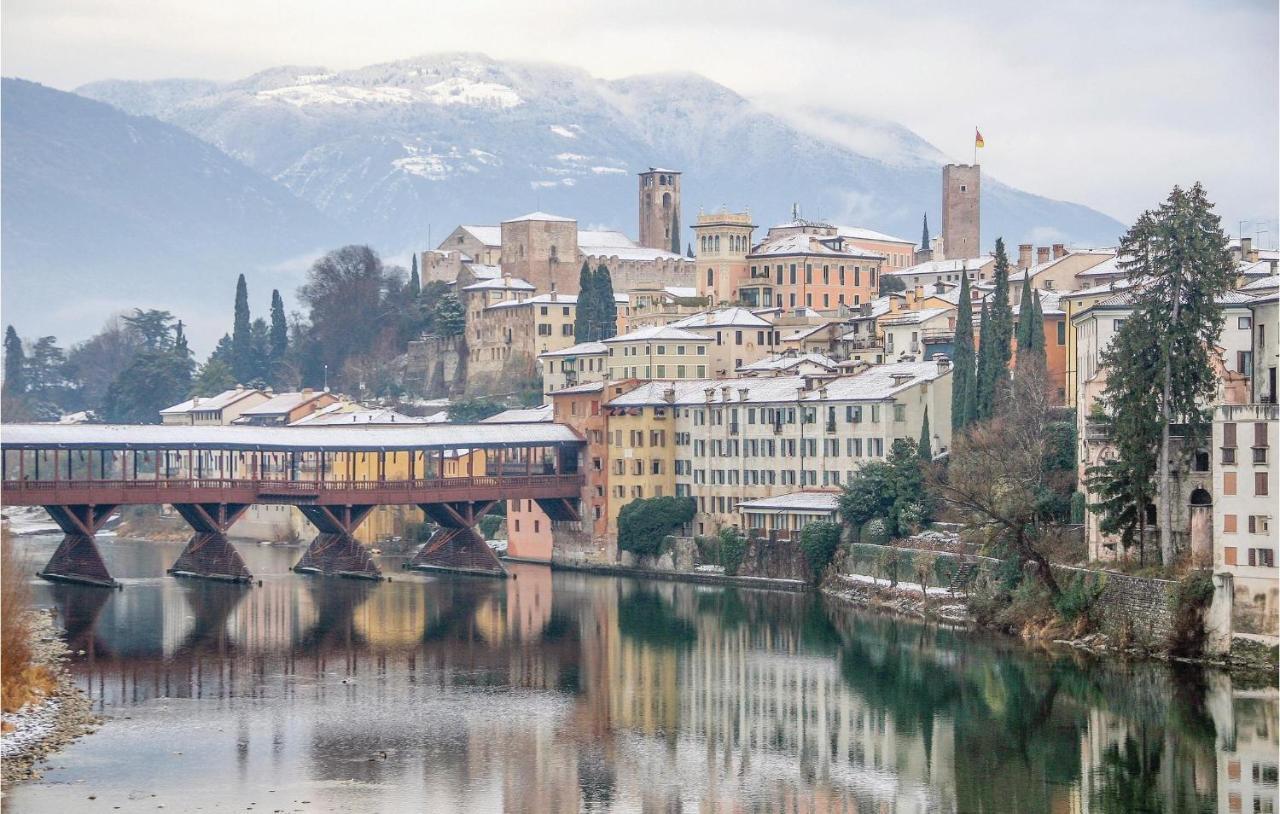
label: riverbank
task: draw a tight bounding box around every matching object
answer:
[548,559,809,592]
[1,610,99,785]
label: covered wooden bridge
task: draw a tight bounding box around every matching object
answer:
[1,423,585,586]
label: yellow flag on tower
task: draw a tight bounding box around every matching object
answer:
[975,128,985,149]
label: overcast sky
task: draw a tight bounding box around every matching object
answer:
[4,0,1277,242]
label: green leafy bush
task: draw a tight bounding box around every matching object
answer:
[1053,571,1105,623]
[618,496,696,557]
[1169,570,1215,656]
[717,527,747,575]
[799,521,841,581]
[478,514,502,540]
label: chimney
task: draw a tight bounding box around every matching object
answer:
[737,387,750,402]
[1017,243,1033,270]
[1036,247,1051,264]
[191,396,201,407]
[818,385,828,400]
[720,385,732,402]
[913,285,924,303]
[704,387,715,402]
[662,386,676,403]
[934,353,952,373]
[1240,237,1254,261]
[1052,243,1066,259]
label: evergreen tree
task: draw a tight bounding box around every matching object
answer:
[269,289,288,363]
[918,407,933,461]
[435,293,465,337]
[231,274,253,382]
[595,263,618,340]
[920,213,930,251]
[1115,183,1235,564]
[4,326,27,396]
[191,358,237,396]
[574,261,596,342]
[208,334,234,367]
[408,254,421,299]
[248,318,271,385]
[101,317,193,423]
[950,272,975,432]
[1015,272,1035,352]
[976,239,1013,418]
[686,245,694,259]
[974,299,993,420]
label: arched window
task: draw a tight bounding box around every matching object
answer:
[707,268,714,287]
[662,191,672,209]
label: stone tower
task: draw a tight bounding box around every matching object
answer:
[638,168,681,254]
[691,210,756,304]
[942,164,980,259]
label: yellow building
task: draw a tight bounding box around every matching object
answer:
[601,398,678,536]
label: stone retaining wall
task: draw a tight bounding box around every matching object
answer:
[1053,566,1179,647]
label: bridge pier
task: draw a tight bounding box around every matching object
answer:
[39,504,120,588]
[409,501,507,577]
[169,503,253,583]
[293,505,381,580]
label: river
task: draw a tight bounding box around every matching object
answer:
[3,533,1276,813]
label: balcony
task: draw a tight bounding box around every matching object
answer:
[825,421,837,433]
[772,422,784,435]
[729,422,740,436]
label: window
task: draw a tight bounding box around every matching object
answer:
[1248,547,1276,568]
[562,324,573,336]
[894,404,906,422]
[1248,516,1272,536]
[1224,546,1237,565]
[1056,321,1066,345]
[1255,422,1270,448]
[538,323,552,336]
[1239,316,1253,330]
[1224,472,1237,495]
[1193,450,1210,472]
[1224,514,1238,533]
[1256,472,1269,496]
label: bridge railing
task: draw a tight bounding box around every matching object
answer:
[1,474,583,496]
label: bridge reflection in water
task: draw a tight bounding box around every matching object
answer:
[2,422,585,585]
[11,536,1275,814]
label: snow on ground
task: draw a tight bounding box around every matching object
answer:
[838,572,953,597]
[1,699,60,760]
[2,506,59,536]
[419,77,522,108]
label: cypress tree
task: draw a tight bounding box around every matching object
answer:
[977,239,1013,418]
[1015,272,1035,353]
[920,213,930,251]
[231,274,252,383]
[574,261,595,342]
[950,272,974,432]
[974,299,993,420]
[409,254,421,299]
[269,289,288,362]
[595,263,618,340]
[3,325,26,397]
[918,407,932,461]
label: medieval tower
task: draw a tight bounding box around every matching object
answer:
[941,164,980,259]
[638,168,681,254]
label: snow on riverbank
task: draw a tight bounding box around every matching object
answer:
[1,506,60,536]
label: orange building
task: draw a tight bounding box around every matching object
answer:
[744,221,885,310]
[1011,290,1069,404]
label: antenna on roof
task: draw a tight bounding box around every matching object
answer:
[792,203,799,221]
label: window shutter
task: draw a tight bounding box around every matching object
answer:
[1255,422,1268,448]
[1224,423,1237,447]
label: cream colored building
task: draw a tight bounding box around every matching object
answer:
[603,360,953,536]
[887,257,995,290]
[160,386,269,426]
[603,325,711,381]
[667,307,777,376]
[691,210,756,305]
[880,306,956,363]
[626,285,708,331]
[538,340,608,395]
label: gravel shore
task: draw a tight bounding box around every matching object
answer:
[1,609,100,785]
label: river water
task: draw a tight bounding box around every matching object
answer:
[3,533,1276,813]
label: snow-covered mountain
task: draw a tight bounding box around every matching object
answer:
[1,78,342,344]
[78,53,1124,252]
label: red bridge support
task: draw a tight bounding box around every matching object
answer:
[409,501,506,577]
[293,505,381,580]
[169,503,253,583]
[39,504,119,588]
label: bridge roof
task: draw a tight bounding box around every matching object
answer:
[0,423,583,452]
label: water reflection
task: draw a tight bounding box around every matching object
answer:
[6,534,1277,813]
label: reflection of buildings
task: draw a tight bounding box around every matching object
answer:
[1217,690,1279,814]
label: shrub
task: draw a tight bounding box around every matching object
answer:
[717,527,748,575]
[877,545,901,587]
[1069,491,1087,524]
[913,551,939,597]
[996,578,1055,631]
[2,533,54,712]
[861,518,890,546]
[799,521,841,582]
[618,496,696,557]
[478,514,502,540]
[1053,571,1105,623]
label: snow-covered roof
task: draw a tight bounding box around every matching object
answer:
[1009,250,1114,282]
[462,277,536,292]
[887,257,990,278]
[236,391,332,418]
[750,233,886,259]
[502,211,575,223]
[836,225,913,245]
[548,381,607,395]
[480,404,554,423]
[606,362,949,407]
[739,353,840,372]
[1239,260,1277,279]
[0,422,583,451]
[847,297,895,320]
[486,293,577,310]
[669,307,772,329]
[780,322,842,342]
[577,229,634,249]
[1074,256,1130,278]
[160,388,265,415]
[290,406,427,426]
[602,325,707,343]
[1241,274,1280,291]
[459,225,501,246]
[879,306,953,326]
[538,341,608,358]
[737,491,840,513]
[466,264,502,280]
[582,245,686,262]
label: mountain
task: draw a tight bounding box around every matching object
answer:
[77,53,1124,254]
[1,78,342,346]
